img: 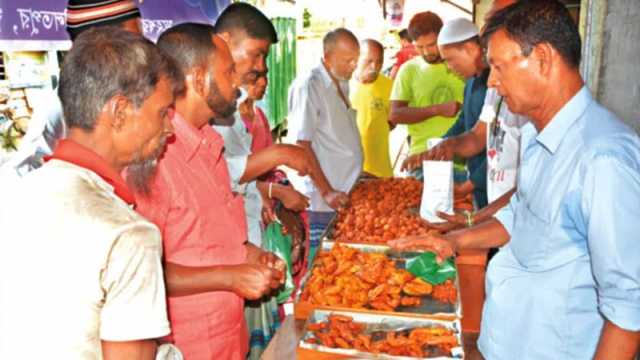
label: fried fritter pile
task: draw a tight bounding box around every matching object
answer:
[305,314,459,357]
[333,178,436,244]
[300,244,456,310]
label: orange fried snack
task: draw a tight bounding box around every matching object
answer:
[431,280,458,304]
[332,178,437,244]
[304,316,459,357]
[300,243,457,310]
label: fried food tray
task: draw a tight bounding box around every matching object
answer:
[295,242,461,321]
[298,309,464,359]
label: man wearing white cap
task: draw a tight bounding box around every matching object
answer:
[402,12,528,231]
[403,18,488,225]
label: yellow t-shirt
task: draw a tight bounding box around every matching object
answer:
[350,74,394,178]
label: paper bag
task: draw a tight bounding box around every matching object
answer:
[420,160,454,223]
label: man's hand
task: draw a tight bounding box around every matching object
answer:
[400,138,458,171]
[419,211,470,234]
[401,152,426,172]
[437,101,462,118]
[246,243,285,287]
[275,185,310,211]
[261,206,277,224]
[454,180,474,198]
[389,234,455,260]
[425,138,456,161]
[229,263,281,299]
[435,211,469,227]
[322,189,349,210]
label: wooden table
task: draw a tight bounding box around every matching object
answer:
[262,315,485,360]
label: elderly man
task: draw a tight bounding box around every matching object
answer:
[389,11,465,170]
[0,27,180,359]
[3,0,144,177]
[395,1,640,358]
[132,23,303,360]
[288,27,364,266]
[403,0,526,229]
[350,39,394,178]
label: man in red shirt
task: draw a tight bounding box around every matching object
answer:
[390,28,418,79]
[132,23,309,360]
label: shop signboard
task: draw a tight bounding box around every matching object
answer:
[0,0,230,50]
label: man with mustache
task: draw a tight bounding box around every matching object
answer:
[0,27,181,359]
[394,1,640,358]
[211,2,310,248]
[389,11,465,178]
[350,39,394,178]
[132,23,292,360]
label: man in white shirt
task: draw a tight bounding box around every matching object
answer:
[0,27,180,360]
[288,28,364,265]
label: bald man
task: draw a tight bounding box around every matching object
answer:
[288,28,363,266]
[350,39,394,178]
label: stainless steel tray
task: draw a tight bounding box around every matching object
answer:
[299,309,464,359]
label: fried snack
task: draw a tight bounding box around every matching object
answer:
[300,243,417,311]
[431,280,458,305]
[300,243,457,309]
[332,178,437,244]
[402,278,433,296]
[400,296,422,307]
[304,317,459,357]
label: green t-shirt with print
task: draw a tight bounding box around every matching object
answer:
[390,56,465,155]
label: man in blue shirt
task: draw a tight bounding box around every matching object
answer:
[392,1,640,358]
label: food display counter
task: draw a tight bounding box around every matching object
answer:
[266,177,488,359]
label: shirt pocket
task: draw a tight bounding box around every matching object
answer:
[510,194,554,269]
[163,193,200,260]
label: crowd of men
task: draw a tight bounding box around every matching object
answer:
[0,0,639,359]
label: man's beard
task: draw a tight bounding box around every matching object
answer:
[423,53,442,64]
[126,137,167,196]
[207,75,236,118]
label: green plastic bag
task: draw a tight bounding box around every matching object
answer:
[406,252,457,285]
[263,222,295,304]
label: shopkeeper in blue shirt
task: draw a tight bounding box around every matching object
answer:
[391,1,640,359]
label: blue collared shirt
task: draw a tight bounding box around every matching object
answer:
[479,86,640,359]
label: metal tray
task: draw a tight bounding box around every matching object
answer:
[299,309,464,359]
[296,242,462,319]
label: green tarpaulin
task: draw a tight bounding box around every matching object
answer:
[263,17,296,134]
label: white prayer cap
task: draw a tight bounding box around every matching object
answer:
[437,18,479,46]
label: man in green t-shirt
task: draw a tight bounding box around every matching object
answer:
[390,11,465,158]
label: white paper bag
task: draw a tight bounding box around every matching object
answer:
[420,160,454,223]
